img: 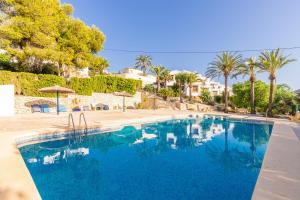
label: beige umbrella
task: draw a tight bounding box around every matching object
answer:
[148,94,163,110]
[38,85,75,115]
[113,91,133,112]
[25,99,56,108]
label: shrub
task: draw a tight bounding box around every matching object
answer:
[273,84,297,115]
[0,71,65,96]
[214,95,223,104]
[0,53,11,70]
[171,84,180,97]
[0,71,142,97]
[158,88,174,100]
[231,81,269,112]
[200,88,212,104]
[68,77,93,96]
[143,84,156,93]
[231,81,297,115]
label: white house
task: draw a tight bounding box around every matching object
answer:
[167,70,231,97]
[69,67,90,78]
[116,68,156,86]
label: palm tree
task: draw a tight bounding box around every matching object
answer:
[259,49,295,117]
[237,57,261,114]
[206,52,243,113]
[160,69,172,88]
[152,65,166,91]
[175,72,189,103]
[186,72,198,101]
[134,55,152,75]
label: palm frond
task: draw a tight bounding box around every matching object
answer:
[206,52,243,79]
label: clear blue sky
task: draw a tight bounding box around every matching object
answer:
[62,0,300,89]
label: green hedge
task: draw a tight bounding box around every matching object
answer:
[68,75,142,95]
[68,77,93,96]
[0,71,66,97]
[0,71,142,97]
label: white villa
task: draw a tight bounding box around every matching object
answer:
[116,68,156,86]
[116,68,230,97]
[167,70,231,97]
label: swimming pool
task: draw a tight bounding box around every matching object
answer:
[19,117,273,200]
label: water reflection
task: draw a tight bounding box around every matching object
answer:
[206,121,272,171]
[21,118,271,168]
[19,118,273,200]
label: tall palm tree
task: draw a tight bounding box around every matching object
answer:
[206,52,243,113]
[160,69,172,88]
[237,57,261,114]
[175,72,189,103]
[187,72,198,101]
[134,55,152,75]
[259,48,295,117]
[152,65,166,91]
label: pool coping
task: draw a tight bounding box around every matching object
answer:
[252,121,300,200]
[0,112,299,200]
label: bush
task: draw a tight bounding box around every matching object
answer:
[231,81,269,112]
[0,53,11,70]
[68,77,93,96]
[158,88,174,100]
[231,81,297,115]
[214,95,223,104]
[171,84,179,97]
[143,84,156,93]
[200,88,212,104]
[0,71,65,96]
[273,84,297,115]
[0,71,142,97]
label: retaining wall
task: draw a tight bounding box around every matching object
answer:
[15,92,141,114]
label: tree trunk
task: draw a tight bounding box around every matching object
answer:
[164,80,167,88]
[224,75,228,113]
[157,80,160,92]
[57,63,61,76]
[189,84,192,101]
[224,125,229,153]
[250,79,255,114]
[268,77,275,117]
[179,84,183,103]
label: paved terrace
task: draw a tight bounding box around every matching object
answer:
[0,110,299,200]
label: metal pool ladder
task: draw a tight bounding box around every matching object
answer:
[68,113,76,136]
[265,108,269,122]
[79,112,88,135]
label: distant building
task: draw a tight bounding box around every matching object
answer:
[167,70,231,97]
[116,68,156,86]
[68,67,90,78]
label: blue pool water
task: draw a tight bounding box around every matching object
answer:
[19,117,272,200]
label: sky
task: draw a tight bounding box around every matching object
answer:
[62,0,300,89]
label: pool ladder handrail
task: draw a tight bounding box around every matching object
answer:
[68,113,76,136]
[265,108,269,122]
[79,112,88,135]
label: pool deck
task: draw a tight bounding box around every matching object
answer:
[0,110,299,200]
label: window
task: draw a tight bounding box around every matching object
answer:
[192,86,198,92]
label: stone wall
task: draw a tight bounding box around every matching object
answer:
[15,92,141,114]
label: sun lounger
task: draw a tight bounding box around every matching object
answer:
[31,104,41,113]
[83,105,91,111]
[40,104,49,113]
[95,103,109,110]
